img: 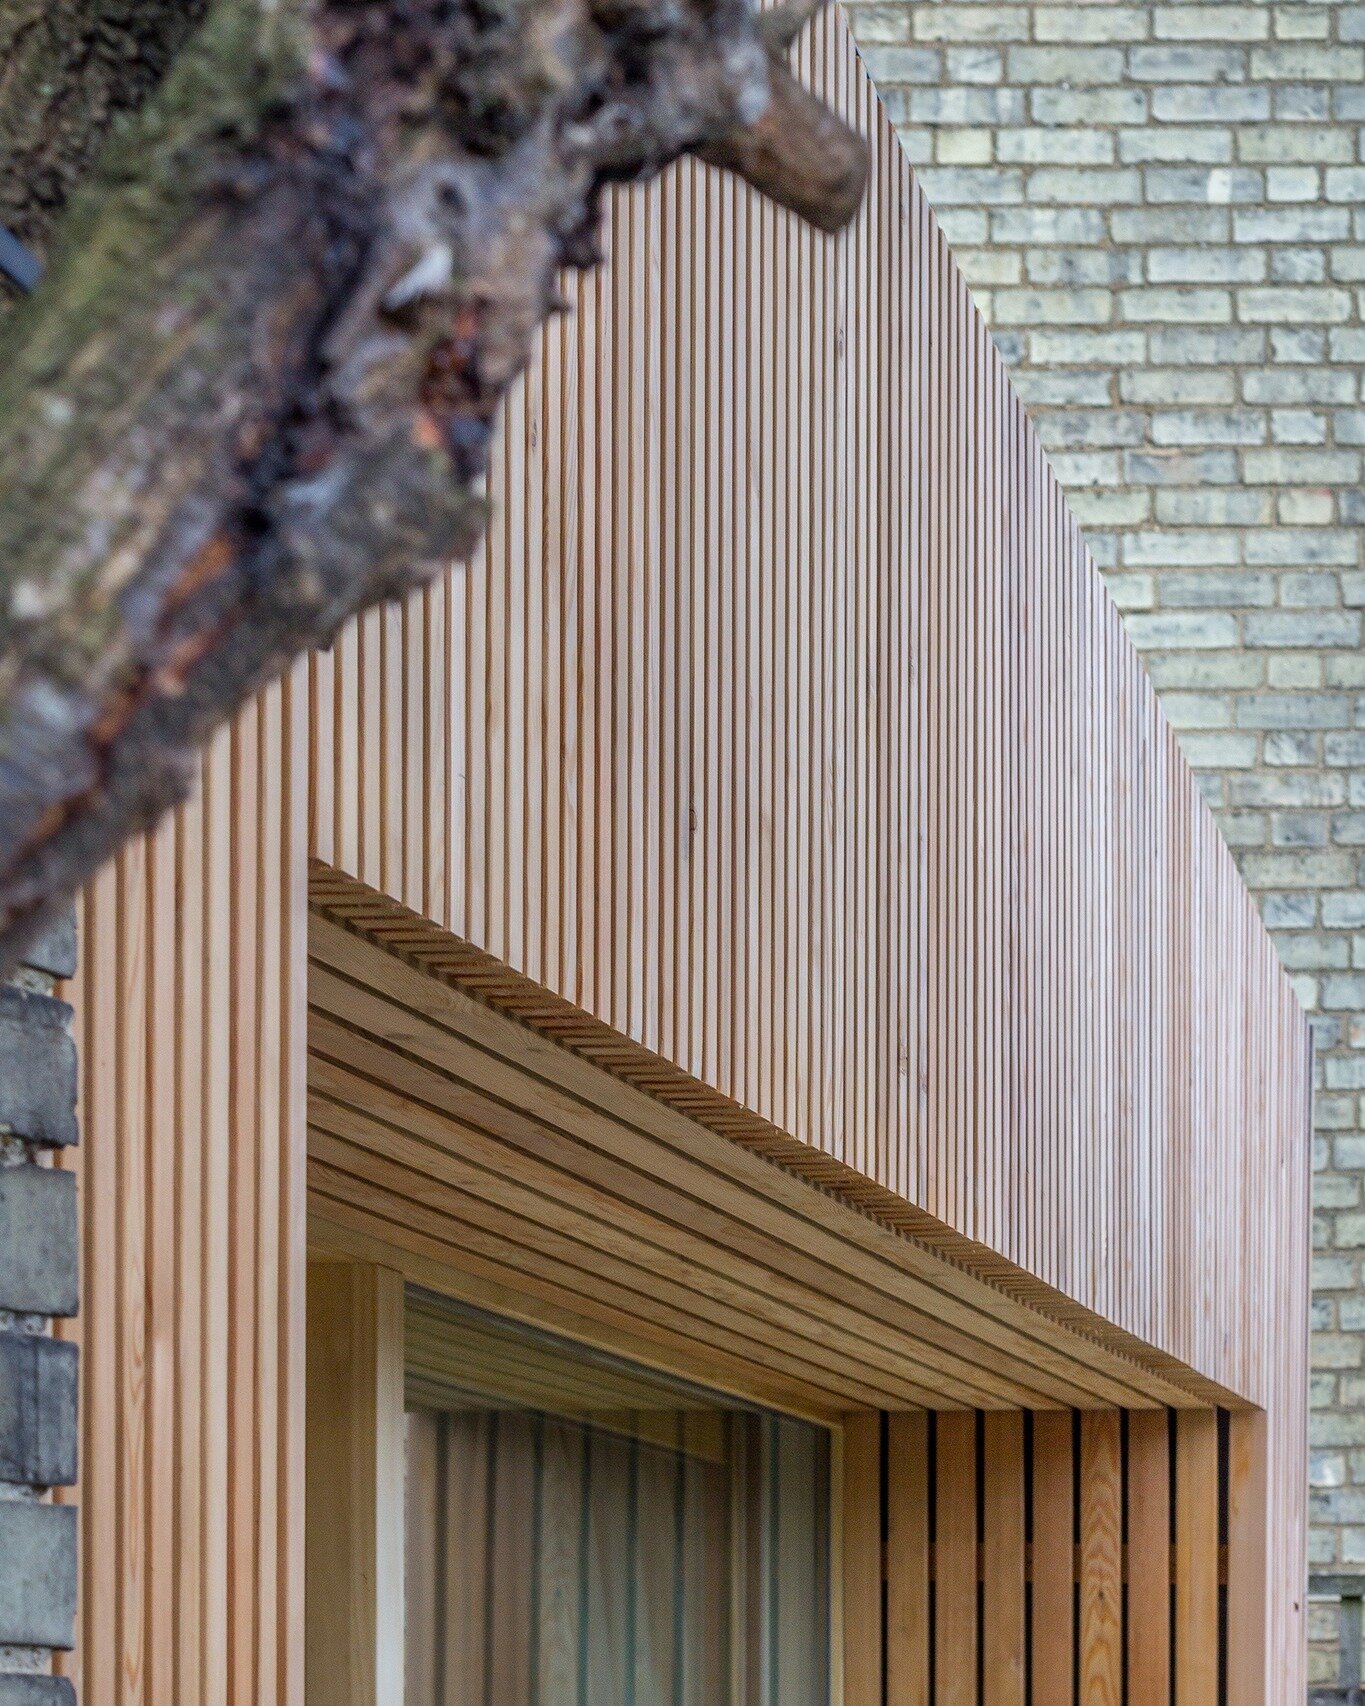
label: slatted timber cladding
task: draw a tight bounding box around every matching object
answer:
[855,1407,1259,1705]
[60,1,1309,1699]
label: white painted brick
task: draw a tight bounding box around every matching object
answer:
[1180,731,1260,767]
[1149,407,1265,446]
[1035,7,1148,43]
[1154,487,1273,526]
[1149,325,1265,363]
[1234,206,1352,242]
[992,286,1113,324]
[1160,570,1275,606]
[1267,165,1322,202]
[1122,368,1238,406]
[935,129,996,165]
[909,87,1026,125]
[1147,246,1266,285]
[912,165,1024,204]
[1121,285,1234,322]
[1251,46,1365,83]
[1248,366,1351,406]
[1026,166,1143,204]
[1328,167,1365,204]
[1124,610,1240,649]
[1033,408,1146,447]
[1238,125,1355,166]
[1030,87,1149,127]
[952,248,1023,287]
[1242,447,1361,483]
[1112,206,1230,244]
[1118,126,1234,166]
[1245,529,1357,566]
[1041,449,1121,487]
[1029,327,1148,364]
[1009,369,1111,406]
[1026,248,1142,286]
[857,44,941,83]
[1007,45,1126,84]
[1129,44,1250,82]
[1124,445,1241,485]
[996,128,1115,166]
[945,46,1005,84]
[1145,166,1264,204]
[1152,6,1268,44]
[1270,250,1329,286]
[990,206,1106,244]
[1105,572,1156,610]
[1271,408,1329,444]
[1152,84,1272,125]
[1245,611,1363,648]
[1242,285,1354,324]
[912,7,1029,43]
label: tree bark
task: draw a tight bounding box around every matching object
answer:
[0,0,866,973]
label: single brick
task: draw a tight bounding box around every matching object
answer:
[0,1684,77,1706]
[1238,286,1353,324]
[18,911,76,983]
[1120,285,1234,323]
[1030,87,1148,127]
[1250,45,1365,82]
[1006,45,1126,85]
[0,987,76,1149]
[1152,84,1271,124]
[1124,611,1239,650]
[912,5,1028,43]
[909,86,1025,125]
[1128,43,1249,82]
[1245,612,1362,650]
[0,1168,77,1317]
[1151,6,1268,43]
[0,1504,76,1648]
[1036,6,1148,43]
[1118,126,1234,167]
[0,1332,78,1487]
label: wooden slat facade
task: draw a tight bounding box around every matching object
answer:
[59,4,1309,1701]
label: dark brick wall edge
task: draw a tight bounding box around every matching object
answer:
[0,907,79,1692]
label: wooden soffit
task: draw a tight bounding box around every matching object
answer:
[307,863,1231,1418]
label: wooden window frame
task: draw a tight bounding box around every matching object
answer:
[305,1256,848,1706]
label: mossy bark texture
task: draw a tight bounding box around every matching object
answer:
[0,0,866,973]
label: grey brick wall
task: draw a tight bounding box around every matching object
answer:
[0,918,78,1704]
[838,0,1365,1689]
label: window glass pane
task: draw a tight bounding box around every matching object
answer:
[403,1290,831,1706]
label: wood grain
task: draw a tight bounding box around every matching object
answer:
[1176,1410,1220,1706]
[1031,1413,1074,1706]
[1079,1412,1123,1706]
[935,1414,977,1706]
[842,1412,882,1706]
[886,1413,930,1706]
[982,1413,1025,1706]
[1127,1409,1172,1705]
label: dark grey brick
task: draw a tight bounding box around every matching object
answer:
[0,989,76,1149]
[0,1170,77,1317]
[17,910,76,983]
[0,1334,77,1487]
[0,1504,76,1648]
[0,1680,76,1705]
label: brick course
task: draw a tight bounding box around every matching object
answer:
[841,0,1365,1688]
